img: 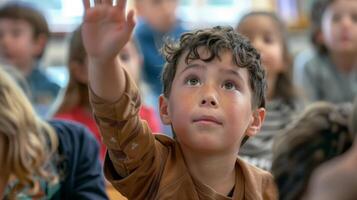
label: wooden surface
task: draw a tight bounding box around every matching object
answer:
[106,184,127,200]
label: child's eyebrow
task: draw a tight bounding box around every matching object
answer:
[180,64,244,81]
[180,63,205,75]
[219,68,244,82]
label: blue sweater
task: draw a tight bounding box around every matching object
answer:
[3,120,108,200]
[134,18,186,96]
[50,120,108,200]
[27,67,61,117]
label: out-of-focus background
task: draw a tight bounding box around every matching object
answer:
[0,0,313,88]
[1,0,356,199]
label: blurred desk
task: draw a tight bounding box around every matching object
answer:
[106,184,127,200]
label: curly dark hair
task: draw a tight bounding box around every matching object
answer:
[161,26,266,109]
[272,101,356,200]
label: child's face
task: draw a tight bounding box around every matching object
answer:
[119,41,142,84]
[135,0,179,33]
[237,15,285,82]
[159,48,265,153]
[0,19,42,76]
[322,0,357,54]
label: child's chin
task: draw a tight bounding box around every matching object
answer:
[189,140,227,153]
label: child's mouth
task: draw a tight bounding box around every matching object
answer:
[193,116,223,125]
[340,34,351,42]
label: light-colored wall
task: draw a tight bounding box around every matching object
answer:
[42,36,70,68]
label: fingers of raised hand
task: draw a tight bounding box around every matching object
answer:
[115,0,127,12]
[83,0,115,9]
[126,9,135,29]
[82,0,130,24]
[93,0,111,5]
[103,0,113,5]
[83,0,90,10]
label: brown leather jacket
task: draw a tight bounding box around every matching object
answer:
[90,71,278,200]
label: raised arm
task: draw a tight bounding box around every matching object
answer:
[82,0,135,102]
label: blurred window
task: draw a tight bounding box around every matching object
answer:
[2,0,310,32]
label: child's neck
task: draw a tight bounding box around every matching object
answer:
[181,147,237,196]
[330,51,357,73]
[17,60,37,77]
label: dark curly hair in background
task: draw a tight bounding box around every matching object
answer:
[272,100,356,200]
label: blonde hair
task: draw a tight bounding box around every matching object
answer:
[0,67,58,196]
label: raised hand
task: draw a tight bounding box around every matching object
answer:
[82,0,135,64]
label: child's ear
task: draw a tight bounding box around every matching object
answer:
[32,33,48,58]
[245,108,266,137]
[159,94,171,125]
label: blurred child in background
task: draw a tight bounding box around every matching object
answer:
[304,99,357,200]
[133,0,186,98]
[236,11,303,170]
[0,67,107,199]
[118,36,161,134]
[0,2,61,117]
[133,0,187,135]
[301,0,357,103]
[272,101,354,200]
[0,63,30,97]
[54,26,160,161]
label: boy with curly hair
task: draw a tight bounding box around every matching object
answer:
[82,0,277,199]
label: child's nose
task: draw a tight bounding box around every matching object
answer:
[252,39,264,53]
[200,87,219,108]
[200,98,217,107]
[162,0,177,15]
[341,15,354,28]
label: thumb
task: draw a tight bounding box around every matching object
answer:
[126,9,136,34]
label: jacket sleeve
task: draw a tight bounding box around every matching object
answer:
[89,69,164,198]
[262,172,278,200]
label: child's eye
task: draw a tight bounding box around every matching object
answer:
[185,77,201,86]
[332,14,341,23]
[263,35,274,44]
[222,81,237,91]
